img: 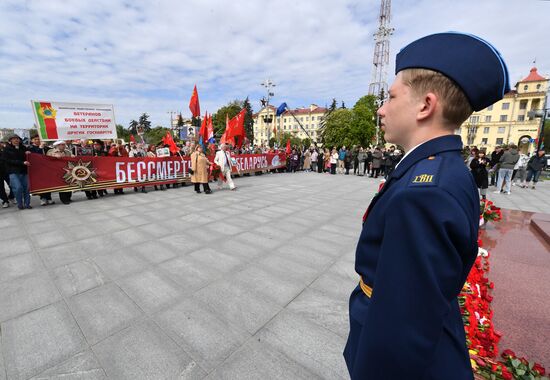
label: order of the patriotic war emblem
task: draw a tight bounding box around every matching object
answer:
[63,160,97,188]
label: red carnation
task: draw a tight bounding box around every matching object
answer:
[501,349,515,359]
[533,363,546,375]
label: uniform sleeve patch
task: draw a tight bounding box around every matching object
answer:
[408,156,442,187]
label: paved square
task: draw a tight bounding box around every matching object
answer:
[0,172,547,379]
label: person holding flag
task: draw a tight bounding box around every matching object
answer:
[214,144,236,191]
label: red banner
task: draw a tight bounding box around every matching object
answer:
[28,153,286,194]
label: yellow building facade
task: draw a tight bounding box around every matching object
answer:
[458,67,548,153]
[253,104,326,146]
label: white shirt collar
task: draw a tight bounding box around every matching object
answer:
[395,141,428,169]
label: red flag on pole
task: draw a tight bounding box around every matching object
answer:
[199,112,208,142]
[129,135,136,143]
[162,132,179,154]
[227,109,246,147]
[221,113,235,146]
[189,85,200,118]
[285,138,291,154]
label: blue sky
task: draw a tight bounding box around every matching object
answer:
[0,0,548,130]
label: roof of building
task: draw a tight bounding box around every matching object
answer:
[282,107,327,116]
[521,67,547,82]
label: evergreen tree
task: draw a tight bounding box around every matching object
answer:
[128,120,139,135]
[177,113,184,128]
[138,113,151,131]
[318,98,338,142]
[242,97,254,142]
[341,101,346,109]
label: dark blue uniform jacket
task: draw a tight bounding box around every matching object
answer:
[344,135,479,380]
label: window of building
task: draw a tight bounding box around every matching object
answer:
[469,115,480,124]
[502,102,510,110]
[517,115,525,122]
[537,84,542,90]
[498,127,506,133]
[318,116,322,120]
[499,115,508,122]
[484,116,491,122]
[487,105,493,111]
[481,138,488,145]
[306,117,309,121]
[496,138,504,145]
[519,101,527,110]
[483,127,490,134]
[523,85,528,91]
[300,117,303,121]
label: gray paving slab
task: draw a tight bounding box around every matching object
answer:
[0,271,61,322]
[67,283,144,345]
[38,242,92,269]
[92,319,206,380]
[30,351,106,380]
[194,278,282,335]
[117,268,185,314]
[52,259,110,298]
[153,296,251,372]
[1,302,87,380]
[0,236,33,259]
[92,251,149,280]
[0,252,45,283]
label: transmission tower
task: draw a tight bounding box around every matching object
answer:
[368,0,394,98]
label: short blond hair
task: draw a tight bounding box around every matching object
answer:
[400,68,473,127]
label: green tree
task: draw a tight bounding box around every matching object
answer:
[177,113,184,128]
[351,95,378,147]
[341,101,346,109]
[212,100,241,137]
[320,108,354,148]
[242,97,254,142]
[128,120,139,135]
[144,126,172,145]
[138,113,152,131]
[116,124,130,141]
[542,119,550,150]
[317,98,338,142]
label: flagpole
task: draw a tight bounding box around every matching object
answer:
[285,107,312,141]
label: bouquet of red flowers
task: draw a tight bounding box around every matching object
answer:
[480,199,502,224]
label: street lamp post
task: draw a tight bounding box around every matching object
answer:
[260,79,276,146]
[167,111,177,136]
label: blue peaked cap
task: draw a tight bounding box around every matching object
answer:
[395,32,510,111]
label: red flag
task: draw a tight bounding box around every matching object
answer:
[285,139,291,154]
[189,85,200,118]
[206,113,214,142]
[199,112,208,142]
[162,132,179,154]
[221,113,235,146]
[227,109,246,147]
[129,135,136,143]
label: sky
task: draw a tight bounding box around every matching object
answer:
[0,0,548,131]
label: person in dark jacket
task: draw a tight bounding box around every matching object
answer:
[28,134,54,206]
[494,144,519,194]
[317,149,324,173]
[0,142,15,208]
[489,146,503,185]
[2,134,31,209]
[470,150,490,199]
[525,149,546,189]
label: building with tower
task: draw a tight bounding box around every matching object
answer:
[458,67,549,153]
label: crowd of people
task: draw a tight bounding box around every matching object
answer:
[466,144,546,199]
[2,131,547,211]
[287,145,404,178]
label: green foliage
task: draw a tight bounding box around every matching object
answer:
[542,119,550,149]
[144,126,172,145]
[211,100,242,137]
[116,124,130,141]
[277,132,303,149]
[177,113,184,128]
[242,97,254,142]
[320,95,377,148]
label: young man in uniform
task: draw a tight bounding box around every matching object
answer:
[344,32,510,379]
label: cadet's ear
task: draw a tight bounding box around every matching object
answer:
[416,92,439,122]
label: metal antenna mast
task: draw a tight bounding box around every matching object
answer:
[368,0,394,98]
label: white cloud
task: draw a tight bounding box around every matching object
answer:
[0,0,548,131]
